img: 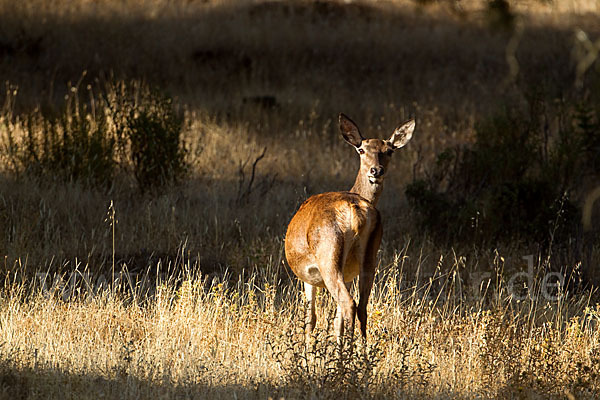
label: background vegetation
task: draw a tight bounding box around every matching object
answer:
[1,0,600,398]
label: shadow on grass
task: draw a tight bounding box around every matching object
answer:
[0,363,276,399]
[1,358,578,399]
[0,360,432,400]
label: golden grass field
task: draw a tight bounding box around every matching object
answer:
[1,0,600,398]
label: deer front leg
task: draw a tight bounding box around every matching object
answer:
[357,272,374,340]
[358,217,382,339]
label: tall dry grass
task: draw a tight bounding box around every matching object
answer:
[1,250,599,398]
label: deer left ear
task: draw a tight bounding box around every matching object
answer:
[339,113,364,148]
[388,119,415,149]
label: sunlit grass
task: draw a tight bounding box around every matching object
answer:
[1,250,599,398]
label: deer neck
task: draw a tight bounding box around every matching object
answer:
[350,170,382,206]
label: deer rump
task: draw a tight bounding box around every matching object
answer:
[285,191,380,288]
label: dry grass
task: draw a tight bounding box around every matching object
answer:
[1,254,599,399]
[1,0,600,398]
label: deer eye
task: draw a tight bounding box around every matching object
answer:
[358,148,365,155]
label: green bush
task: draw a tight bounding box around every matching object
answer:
[117,87,187,190]
[1,81,187,190]
[406,103,597,245]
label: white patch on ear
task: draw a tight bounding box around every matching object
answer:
[389,119,415,149]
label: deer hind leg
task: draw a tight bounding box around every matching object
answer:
[315,233,356,342]
[304,282,317,339]
[333,281,354,342]
[321,265,355,341]
[358,215,383,339]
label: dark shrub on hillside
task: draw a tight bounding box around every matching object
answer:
[107,84,187,191]
[406,103,598,245]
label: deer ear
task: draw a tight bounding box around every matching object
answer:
[339,113,364,148]
[388,119,415,149]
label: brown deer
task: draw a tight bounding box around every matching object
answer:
[285,113,415,341]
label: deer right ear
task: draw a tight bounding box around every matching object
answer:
[389,119,415,149]
[339,113,364,148]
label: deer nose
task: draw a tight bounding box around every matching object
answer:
[370,166,385,177]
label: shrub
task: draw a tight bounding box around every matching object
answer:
[1,80,188,190]
[405,103,597,246]
[116,87,187,190]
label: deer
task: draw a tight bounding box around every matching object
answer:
[285,113,415,342]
